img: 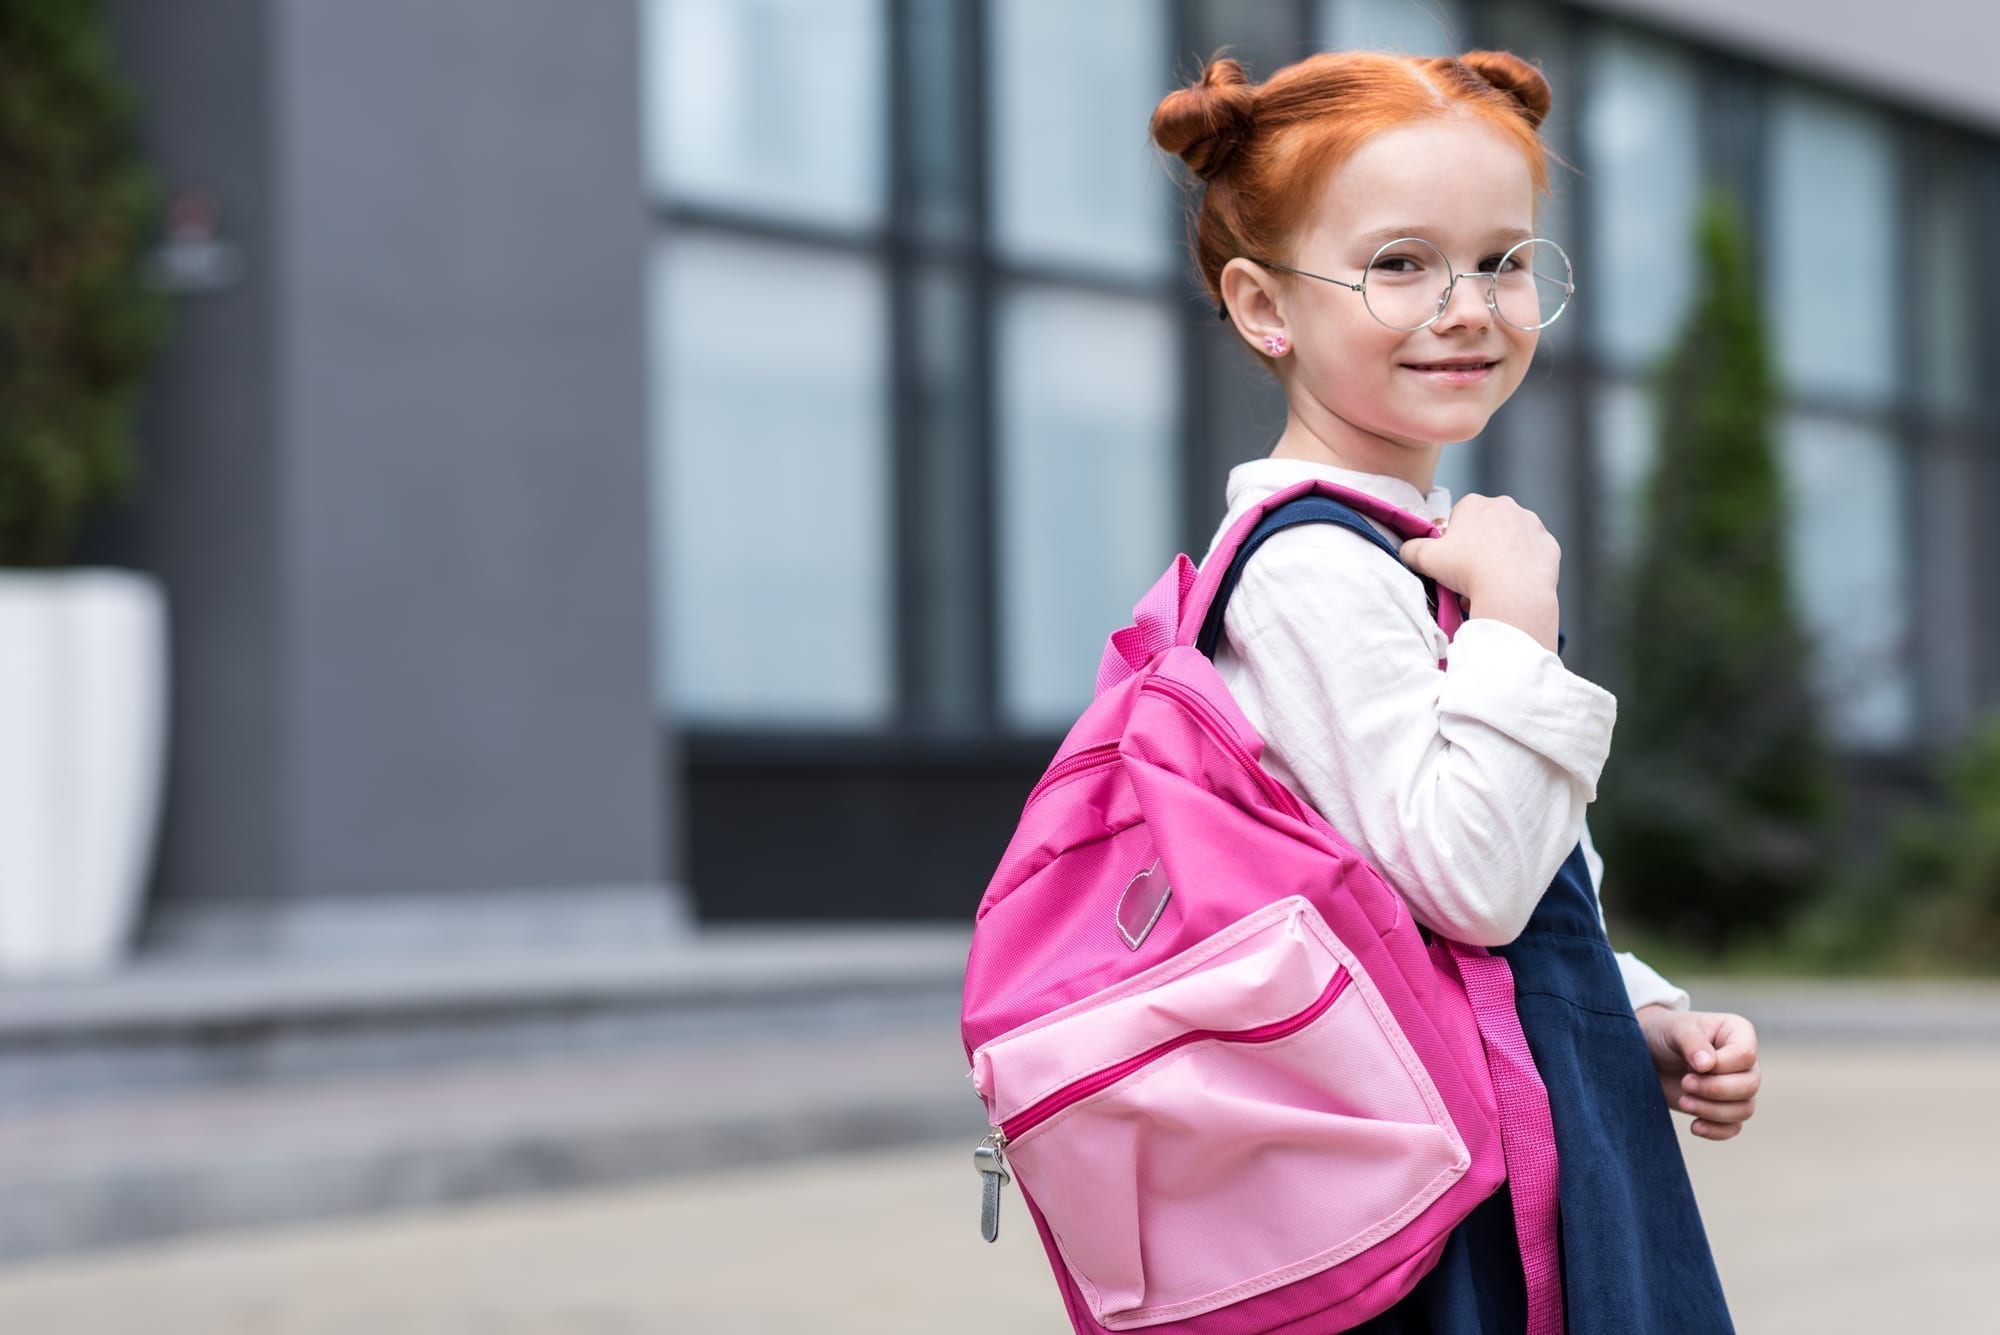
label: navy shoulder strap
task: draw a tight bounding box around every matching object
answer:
[1194,494,1567,660]
[1195,495,1427,659]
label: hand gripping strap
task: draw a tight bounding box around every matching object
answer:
[1444,941,1565,1335]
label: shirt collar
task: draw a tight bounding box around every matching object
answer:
[1223,456,1454,524]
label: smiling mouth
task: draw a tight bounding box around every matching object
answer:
[1403,360,1498,371]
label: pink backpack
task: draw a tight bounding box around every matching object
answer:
[960,478,1564,1334]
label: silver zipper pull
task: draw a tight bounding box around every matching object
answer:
[973,1130,1011,1243]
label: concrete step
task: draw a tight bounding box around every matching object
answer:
[0,932,982,1265]
[0,925,972,1109]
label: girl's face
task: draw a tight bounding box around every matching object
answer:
[1273,118,1542,458]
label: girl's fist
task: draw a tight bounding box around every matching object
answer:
[1635,1006,1761,1141]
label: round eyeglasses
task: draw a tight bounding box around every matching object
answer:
[1246,236,1575,333]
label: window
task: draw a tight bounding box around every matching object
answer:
[650,235,892,725]
[1780,415,1913,746]
[1582,30,1700,374]
[1767,83,1899,403]
[1590,379,1657,572]
[643,0,886,229]
[645,0,1189,738]
[990,0,1174,278]
[997,288,1178,729]
[1319,0,1467,54]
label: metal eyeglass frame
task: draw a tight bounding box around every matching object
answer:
[1235,235,1575,332]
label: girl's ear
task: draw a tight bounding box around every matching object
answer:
[1219,258,1289,358]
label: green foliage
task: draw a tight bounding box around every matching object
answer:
[0,0,168,568]
[1800,718,2000,971]
[1595,194,1839,949]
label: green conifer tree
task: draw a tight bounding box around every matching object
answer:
[1596,194,1839,949]
[0,0,168,568]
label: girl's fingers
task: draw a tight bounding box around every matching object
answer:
[1691,1118,1743,1141]
[1677,1091,1757,1123]
[1662,1015,1719,1072]
[1707,1014,1760,1072]
[1680,1065,1761,1102]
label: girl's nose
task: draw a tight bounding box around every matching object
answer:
[1431,274,1494,332]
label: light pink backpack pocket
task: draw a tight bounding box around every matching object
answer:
[974,895,1471,1328]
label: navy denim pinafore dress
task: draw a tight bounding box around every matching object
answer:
[1346,841,1737,1334]
[1201,497,1736,1335]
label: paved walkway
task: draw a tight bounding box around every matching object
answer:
[0,1038,1990,1333]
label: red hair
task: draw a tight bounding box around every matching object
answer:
[1150,49,1556,312]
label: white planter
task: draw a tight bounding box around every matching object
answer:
[0,569,169,979]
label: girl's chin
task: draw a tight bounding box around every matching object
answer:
[1390,409,1496,444]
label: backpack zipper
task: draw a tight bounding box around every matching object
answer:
[972,963,1352,1240]
[1141,675,1313,824]
[1001,964,1352,1140]
[1023,676,1299,821]
[1022,740,1119,808]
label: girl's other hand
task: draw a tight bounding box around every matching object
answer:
[1634,1005,1761,1141]
[1399,494,1562,651]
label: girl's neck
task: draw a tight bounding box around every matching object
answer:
[1267,407,1443,497]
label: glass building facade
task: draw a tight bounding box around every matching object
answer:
[642,0,2000,919]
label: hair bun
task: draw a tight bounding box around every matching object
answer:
[1456,50,1552,129]
[1150,56,1258,181]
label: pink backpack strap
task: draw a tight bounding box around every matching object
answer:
[1175,478,1466,646]
[1096,478,1465,696]
[1444,941,1565,1335]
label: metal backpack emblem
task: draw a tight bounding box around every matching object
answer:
[1114,858,1171,949]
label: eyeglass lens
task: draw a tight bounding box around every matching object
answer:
[1361,238,1572,332]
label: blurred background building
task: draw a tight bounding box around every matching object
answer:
[4,0,1996,1293]
[90,0,2000,953]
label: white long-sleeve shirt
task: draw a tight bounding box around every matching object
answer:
[1203,457,1690,1013]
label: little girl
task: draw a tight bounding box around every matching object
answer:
[1150,49,1760,1332]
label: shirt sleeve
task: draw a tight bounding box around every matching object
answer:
[1578,818,1692,1012]
[1222,523,1617,948]
[1616,953,1691,1012]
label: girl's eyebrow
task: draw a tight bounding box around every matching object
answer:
[1353,225,1537,245]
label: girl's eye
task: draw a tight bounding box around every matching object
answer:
[1481,255,1522,274]
[1371,255,1426,275]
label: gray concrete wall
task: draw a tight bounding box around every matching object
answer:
[101,0,681,949]
[101,0,290,924]
[1576,0,2000,133]
[271,0,668,903]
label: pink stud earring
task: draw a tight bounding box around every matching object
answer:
[1262,334,1288,357]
